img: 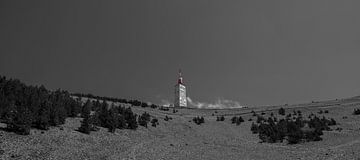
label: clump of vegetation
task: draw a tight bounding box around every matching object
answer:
[72,93,160,109]
[0,76,83,135]
[164,115,172,121]
[193,116,205,125]
[216,116,225,121]
[324,110,329,113]
[78,100,92,134]
[251,122,259,134]
[231,116,244,125]
[286,114,292,119]
[93,101,139,132]
[318,110,323,114]
[278,107,285,116]
[256,115,266,123]
[251,110,255,114]
[150,104,158,109]
[251,115,337,144]
[335,127,342,132]
[141,103,148,108]
[151,118,159,127]
[138,112,151,128]
[353,109,360,115]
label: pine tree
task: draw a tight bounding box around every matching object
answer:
[8,105,33,135]
[278,107,285,115]
[82,100,92,118]
[117,114,126,129]
[138,112,151,128]
[124,107,138,129]
[78,100,91,134]
[99,100,109,127]
[35,101,50,130]
[251,122,259,134]
[107,107,119,133]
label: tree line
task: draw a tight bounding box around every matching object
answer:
[0,76,82,134]
[0,75,157,135]
[71,93,160,109]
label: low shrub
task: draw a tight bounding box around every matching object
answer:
[353,109,360,115]
[151,118,159,127]
[193,116,205,125]
[216,116,225,121]
[231,116,244,125]
[278,107,285,116]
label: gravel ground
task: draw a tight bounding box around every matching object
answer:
[1,97,360,160]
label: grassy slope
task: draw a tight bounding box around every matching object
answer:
[1,97,360,160]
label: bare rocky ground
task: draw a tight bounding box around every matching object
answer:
[1,97,360,160]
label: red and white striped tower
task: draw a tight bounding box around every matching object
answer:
[174,69,187,107]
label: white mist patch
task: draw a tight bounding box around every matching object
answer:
[187,97,244,109]
[160,99,171,107]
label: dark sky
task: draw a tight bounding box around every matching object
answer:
[1,1,360,107]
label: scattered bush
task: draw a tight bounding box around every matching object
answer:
[335,127,342,132]
[324,110,329,113]
[216,116,225,121]
[278,107,285,116]
[256,115,266,123]
[286,114,292,118]
[150,104,158,109]
[251,122,259,134]
[141,103,148,108]
[353,109,360,115]
[164,116,172,121]
[252,112,257,117]
[193,116,205,125]
[151,118,159,127]
[231,116,244,125]
[138,112,151,128]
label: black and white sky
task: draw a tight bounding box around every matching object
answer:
[1,1,360,107]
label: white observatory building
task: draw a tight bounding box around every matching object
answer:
[174,70,187,107]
